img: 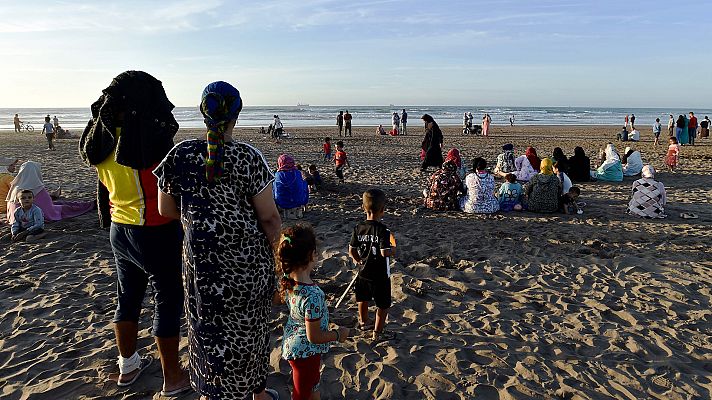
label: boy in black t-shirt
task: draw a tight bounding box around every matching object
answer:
[349,188,395,341]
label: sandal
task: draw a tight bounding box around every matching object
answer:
[680,213,699,220]
[160,383,193,397]
[117,356,153,387]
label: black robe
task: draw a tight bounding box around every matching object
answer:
[421,121,444,168]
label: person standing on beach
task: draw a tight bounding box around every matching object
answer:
[482,114,491,137]
[392,112,400,134]
[667,114,675,137]
[630,114,636,129]
[653,118,662,145]
[336,111,344,137]
[13,114,21,133]
[421,114,444,171]
[79,71,190,396]
[401,109,408,135]
[52,115,59,128]
[273,114,283,139]
[344,110,353,137]
[42,117,55,150]
[701,116,710,139]
[154,81,282,400]
[688,112,698,145]
[625,114,629,129]
[510,114,515,127]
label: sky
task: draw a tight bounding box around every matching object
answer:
[0,0,709,108]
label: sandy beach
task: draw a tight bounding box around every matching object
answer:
[1,124,711,400]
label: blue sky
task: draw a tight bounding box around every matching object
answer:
[0,0,709,107]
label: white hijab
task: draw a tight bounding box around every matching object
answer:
[6,161,45,202]
[623,146,643,176]
[600,143,621,170]
[513,155,536,182]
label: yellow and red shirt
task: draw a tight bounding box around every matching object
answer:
[95,128,171,226]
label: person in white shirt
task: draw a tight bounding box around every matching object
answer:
[52,115,59,128]
[629,128,640,142]
[41,117,55,150]
[272,114,283,139]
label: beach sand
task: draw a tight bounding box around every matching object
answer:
[1,125,711,399]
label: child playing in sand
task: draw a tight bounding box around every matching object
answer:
[665,137,680,172]
[560,186,582,214]
[277,224,350,400]
[334,141,349,183]
[349,188,395,341]
[308,164,322,191]
[323,137,332,162]
[11,189,47,242]
[497,173,523,212]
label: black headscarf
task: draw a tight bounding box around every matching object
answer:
[79,70,179,169]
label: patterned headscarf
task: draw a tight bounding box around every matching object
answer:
[277,154,296,171]
[445,148,462,168]
[539,158,554,175]
[200,81,243,181]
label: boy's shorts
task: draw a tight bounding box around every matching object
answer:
[355,276,391,309]
[335,165,344,180]
[324,153,332,161]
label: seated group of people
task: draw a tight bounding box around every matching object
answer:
[424,143,667,218]
[2,158,94,241]
[272,154,322,218]
[423,146,581,215]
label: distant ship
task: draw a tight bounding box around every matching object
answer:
[297,102,310,107]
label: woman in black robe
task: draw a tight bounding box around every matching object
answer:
[568,146,591,182]
[420,114,444,171]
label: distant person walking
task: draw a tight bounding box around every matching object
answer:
[653,118,662,145]
[52,115,59,128]
[336,111,344,137]
[688,112,698,145]
[509,114,515,127]
[667,114,675,137]
[630,114,636,129]
[13,114,21,133]
[344,110,353,137]
[391,112,400,134]
[42,117,55,150]
[400,109,408,135]
[420,114,444,171]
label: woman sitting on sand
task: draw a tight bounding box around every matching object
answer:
[590,144,623,182]
[445,148,467,179]
[424,151,465,211]
[494,143,516,175]
[622,146,643,176]
[460,158,499,214]
[627,165,666,219]
[525,147,541,172]
[509,155,536,182]
[273,154,309,216]
[568,146,591,182]
[5,161,93,224]
[525,158,562,213]
[552,147,570,174]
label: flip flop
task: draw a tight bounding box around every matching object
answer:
[680,213,699,220]
[160,383,193,397]
[265,388,280,400]
[117,356,153,387]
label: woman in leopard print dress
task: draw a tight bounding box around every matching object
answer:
[154,81,282,400]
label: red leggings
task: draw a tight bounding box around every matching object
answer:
[288,354,321,400]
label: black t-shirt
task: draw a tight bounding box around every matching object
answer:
[349,220,392,281]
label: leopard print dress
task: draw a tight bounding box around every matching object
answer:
[155,139,276,399]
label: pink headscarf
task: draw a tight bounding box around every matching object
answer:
[277,154,296,171]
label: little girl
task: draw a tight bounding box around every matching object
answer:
[665,137,680,172]
[497,173,523,212]
[277,224,350,400]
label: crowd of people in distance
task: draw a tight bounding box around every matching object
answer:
[422,139,671,219]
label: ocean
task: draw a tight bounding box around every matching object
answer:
[2,106,709,131]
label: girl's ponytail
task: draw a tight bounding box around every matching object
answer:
[275,224,317,301]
